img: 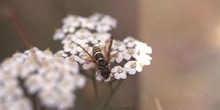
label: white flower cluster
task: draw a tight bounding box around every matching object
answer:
[53,13,117,40]
[0,47,86,110]
[53,13,152,82]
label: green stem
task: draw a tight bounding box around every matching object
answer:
[40,107,45,110]
[101,80,124,109]
[80,71,92,78]
[32,94,39,110]
[91,71,99,110]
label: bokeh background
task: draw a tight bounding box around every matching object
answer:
[1,0,220,110]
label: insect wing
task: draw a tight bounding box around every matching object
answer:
[104,36,113,62]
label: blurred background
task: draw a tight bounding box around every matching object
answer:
[1,0,220,110]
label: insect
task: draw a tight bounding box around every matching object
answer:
[76,36,117,80]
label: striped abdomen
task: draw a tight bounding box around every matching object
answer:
[93,46,109,68]
[93,46,111,79]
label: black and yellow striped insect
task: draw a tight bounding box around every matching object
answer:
[77,36,116,80]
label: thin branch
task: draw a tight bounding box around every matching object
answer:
[80,70,92,78]
[2,4,42,66]
[154,97,163,110]
[101,80,124,109]
[91,70,99,110]
[11,14,33,48]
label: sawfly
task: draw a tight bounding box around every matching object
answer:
[76,36,118,80]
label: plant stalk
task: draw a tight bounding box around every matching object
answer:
[101,80,124,109]
[91,71,99,110]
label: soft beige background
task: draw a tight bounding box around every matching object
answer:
[139,0,220,110]
[1,0,220,110]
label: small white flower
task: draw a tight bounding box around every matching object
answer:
[2,87,23,102]
[135,61,144,72]
[88,33,104,45]
[124,60,142,75]
[0,101,9,110]
[12,52,27,64]
[112,66,127,80]
[53,29,65,40]
[1,76,18,88]
[82,61,96,70]
[89,36,99,44]
[75,28,91,36]
[80,17,96,30]
[54,50,68,58]
[66,55,85,64]
[135,54,152,66]
[97,32,111,40]
[123,48,138,60]
[74,28,92,44]
[62,23,76,33]
[100,15,117,28]
[90,33,111,46]
[78,45,93,58]
[112,40,126,51]
[20,64,37,79]
[61,34,72,45]
[62,15,80,27]
[57,75,75,92]
[123,36,138,48]
[39,89,59,107]
[72,74,86,89]
[25,74,42,94]
[96,22,112,32]
[133,42,152,66]
[135,42,152,54]
[56,92,75,110]
[63,42,78,55]
[89,13,103,21]
[110,51,123,63]
[9,98,32,110]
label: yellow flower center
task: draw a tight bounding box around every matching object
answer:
[118,68,124,73]
[127,49,134,55]
[131,62,136,68]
